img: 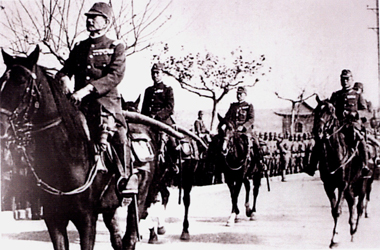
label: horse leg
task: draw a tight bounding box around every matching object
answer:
[244,177,252,217]
[44,214,70,250]
[72,212,98,250]
[226,180,243,227]
[327,187,345,248]
[157,186,169,234]
[364,177,373,218]
[250,173,262,220]
[103,209,123,250]
[123,198,139,250]
[344,188,359,241]
[180,160,194,241]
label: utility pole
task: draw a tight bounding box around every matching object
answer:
[368,0,380,108]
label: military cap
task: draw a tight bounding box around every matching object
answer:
[353,82,363,90]
[151,62,164,72]
[85,2,113,19]
[237,86,247,94]
[340,69,352,78]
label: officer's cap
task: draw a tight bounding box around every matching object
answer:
[85,2,112,19]
[340,69,352,78]
[151,62,164,72]
[237,86,247,94]
[354,82,363,90]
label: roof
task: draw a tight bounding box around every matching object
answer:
[274,101,314,117]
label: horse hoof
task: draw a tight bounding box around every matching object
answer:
[329,241,338,248]
[249,213,255,221]
[157,226,166,235]
[148,229,158,244]
[180,231,190,241]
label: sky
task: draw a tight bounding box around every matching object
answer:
[121,0,379,112]
[1,0,379,113]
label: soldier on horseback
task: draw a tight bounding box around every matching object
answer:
[141,62,179,169]
[305,69,370,177]
[224,87,262,164]
[55,2,138,195]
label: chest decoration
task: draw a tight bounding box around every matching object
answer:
[92,48,114,56]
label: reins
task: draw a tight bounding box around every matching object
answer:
[1,64,99,196]
[318,106,359,175]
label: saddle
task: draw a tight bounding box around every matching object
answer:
[130,132,154,163]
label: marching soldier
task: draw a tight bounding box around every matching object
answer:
[55,2,138,195]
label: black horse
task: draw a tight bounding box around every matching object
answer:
[122,96,201,242]
[313,96,369,248]
[208,114,263,226]
[0,46,162,250]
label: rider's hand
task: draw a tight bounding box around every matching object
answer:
[70,84,94,105]
[59,76,72,95]
[237,126,246,132]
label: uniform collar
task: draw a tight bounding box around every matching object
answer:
[153,81,165,88]
[89,34,108,44]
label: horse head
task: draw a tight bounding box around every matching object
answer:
[313,95,337,140]
[0,46,41,141]
[122,95,141,112]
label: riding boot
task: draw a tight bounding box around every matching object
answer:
[358,138,371,178]
[303,142,319,176]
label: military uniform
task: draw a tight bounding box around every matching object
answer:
[141,82,174,125]
[224,87,261,164]
[224,101,255,131]
[55,2,139,196]
[305,69,369,177]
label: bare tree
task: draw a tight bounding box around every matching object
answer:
[275,90,316,135]
[0,0,172,68]
[154,44,270,129]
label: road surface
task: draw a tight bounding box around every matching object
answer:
[1,173,380,250]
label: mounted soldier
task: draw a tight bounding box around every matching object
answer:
[305,69,370,177]
[224,86,262,165]
[55,2,137,195]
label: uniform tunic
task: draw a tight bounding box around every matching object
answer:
[57,35,126,125]
[330,88,367,121]
[141,82,174,125]
[224,101,255,131]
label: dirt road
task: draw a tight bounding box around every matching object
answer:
[1,173,380,249]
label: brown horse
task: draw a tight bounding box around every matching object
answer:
[0,46,164,250]
[207,114,263,226]
[122,96,202,242]
[313,96,368,248]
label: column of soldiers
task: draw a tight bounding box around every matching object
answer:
[257,132,315,181]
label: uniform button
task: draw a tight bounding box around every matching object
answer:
[103,64,106,67]
[91,44,95,48]
[86,76,90,80]
[87,65,91,69]
[89,55,93,58]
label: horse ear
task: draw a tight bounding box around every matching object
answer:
[135,95,141,106]
[316,94,321,104]
[28,45,40,66]
[217,113,224,122]
[2,49,14,67]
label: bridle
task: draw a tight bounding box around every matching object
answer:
[316,103,358,175]
[1,64,62,144]
[219,124,247,171]
[0,64,98,196]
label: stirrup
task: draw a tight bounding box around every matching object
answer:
[120,174,139,196]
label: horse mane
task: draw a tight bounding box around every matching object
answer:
[38,66,92,151]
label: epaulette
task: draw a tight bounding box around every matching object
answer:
[112,40,124,47]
